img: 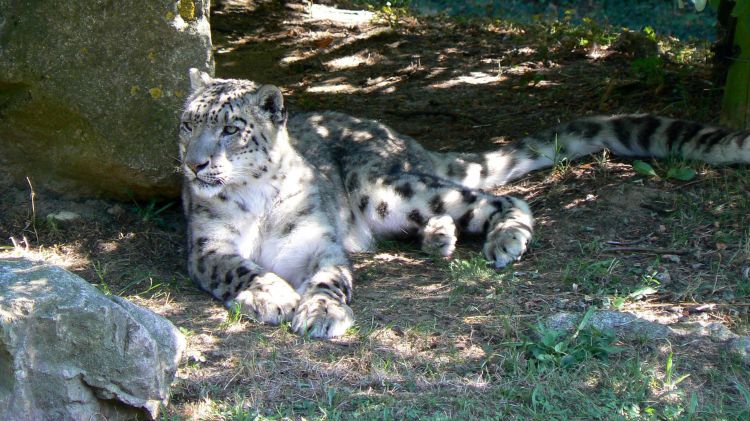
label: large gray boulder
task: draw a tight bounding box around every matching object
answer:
[0,258,186,420]
[0,0,213,199]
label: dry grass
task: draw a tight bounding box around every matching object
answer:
[1,1,749,419]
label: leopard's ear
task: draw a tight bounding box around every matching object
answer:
[256,84,287,126]
[189,68,213,91]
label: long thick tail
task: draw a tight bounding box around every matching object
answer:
[432,115,750,190]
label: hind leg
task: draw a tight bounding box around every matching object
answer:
[475,196,534,268]
[348,171,465,258]
[443,192,533,268]
[348,170,532,266]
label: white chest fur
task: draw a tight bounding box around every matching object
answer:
[213,185,323,289]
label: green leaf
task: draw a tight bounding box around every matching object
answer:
[736,381,750,405]
[666,352,674,377]
[732,0,750,18]
[628,286,659,300]
[572,306,596,340]
[560,354,578,367]
[673,373,691,386]
[531,385,543,408]
[535,352,556,362]
[632,160,658,177]
[666,166,696,181]
[600,345,624,355]
[643,26,656,41]
[688,391,698,415]
[541,330,561,347]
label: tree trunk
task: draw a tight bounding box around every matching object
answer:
[718,0,750,128]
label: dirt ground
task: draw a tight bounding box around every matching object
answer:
[1,1,749,419]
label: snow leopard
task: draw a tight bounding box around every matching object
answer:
[179,68,750,338]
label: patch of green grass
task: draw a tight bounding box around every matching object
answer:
[216,404,271,421]
[408,317,439,336]
[442,253,507,295]
[127,193,176,226]
[374,238,420,255]
[445,253,500,281]
[659,352,691,393]
[631,54,666,87]
[733,382,750,419]
[92,260,113,296]
[632,155,701,182]
[550,134,573,177]
[219,301,246,328]
[158,408,183,421]
[356,0,413,27]
[737,275,750,298]
[561,257,623,294]
[166,346,750,420]
[117,271,186,298]
[671,168,750,230]
[371,354,400,376]
[518,308,622,369]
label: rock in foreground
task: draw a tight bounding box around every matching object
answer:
[0,258,186,420]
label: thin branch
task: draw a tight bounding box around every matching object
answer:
[385,109,482,123]
[606,233,654,246]
[25,177,38,244]
[601,247,689,255]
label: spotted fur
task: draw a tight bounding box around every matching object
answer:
[180,69,750,338]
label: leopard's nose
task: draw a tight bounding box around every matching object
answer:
[187,160,209,174]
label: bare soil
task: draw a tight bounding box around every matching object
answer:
[1,1,748,419]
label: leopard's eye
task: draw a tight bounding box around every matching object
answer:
[222,126,239,136]
[182,122,193,132]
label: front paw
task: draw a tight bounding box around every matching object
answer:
[483,226,532,269]
[228,273,300,325]
[292,294,354,338]
[422,215,457,257]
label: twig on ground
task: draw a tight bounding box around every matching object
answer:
[602,247,689,255]
[25,177,39,243]
[640,203,675,216]
[385,109,482,123]
[667,175,717,190]
[606,233,654,246]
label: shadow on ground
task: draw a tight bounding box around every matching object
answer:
[1,0,748,418]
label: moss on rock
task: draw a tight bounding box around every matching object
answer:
[178,0,196,21]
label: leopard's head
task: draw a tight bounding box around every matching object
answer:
[179,69,288,198]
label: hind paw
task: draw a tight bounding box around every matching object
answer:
[483,225,532,268]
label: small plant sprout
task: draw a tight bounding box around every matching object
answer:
[631,159,697,181]
[521,307,622,369]
[658,351,690,395]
